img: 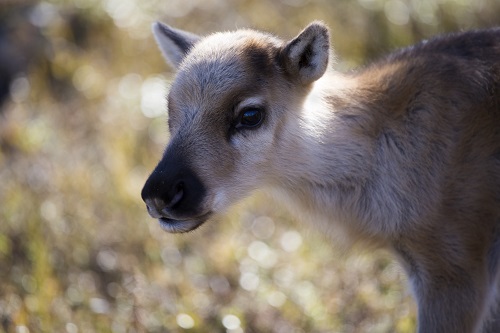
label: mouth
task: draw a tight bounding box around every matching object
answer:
[158,212,212,233]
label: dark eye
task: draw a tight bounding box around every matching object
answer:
[237,108,263,129]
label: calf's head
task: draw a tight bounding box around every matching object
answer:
[141,22,330,232]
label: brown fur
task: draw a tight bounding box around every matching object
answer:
[142,22,500,332]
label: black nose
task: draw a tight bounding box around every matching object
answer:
[141,156,206,220]
[142,180,184,218]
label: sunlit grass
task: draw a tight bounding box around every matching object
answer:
[1,0,498,332]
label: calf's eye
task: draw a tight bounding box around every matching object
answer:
[237,108,263,129]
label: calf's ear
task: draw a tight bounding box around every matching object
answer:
[152,22,201,69]
[279,21,330,85]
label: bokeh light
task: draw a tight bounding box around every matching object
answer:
[0,0,498,332]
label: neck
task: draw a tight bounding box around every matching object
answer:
[268,71,385,245]
[268,65,442,245]
[275,71,377,188]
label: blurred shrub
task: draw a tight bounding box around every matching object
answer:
[0,1,498,332]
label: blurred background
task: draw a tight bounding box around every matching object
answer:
[1,0,499,332]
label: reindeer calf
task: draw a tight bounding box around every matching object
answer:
[141,22,500,333]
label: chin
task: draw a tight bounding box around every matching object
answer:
[158,213,212,233]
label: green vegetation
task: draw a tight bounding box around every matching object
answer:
[0,1,498,332]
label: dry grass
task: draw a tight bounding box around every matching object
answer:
[1,1,498,332]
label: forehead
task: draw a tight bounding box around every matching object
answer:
[169,30,281,108]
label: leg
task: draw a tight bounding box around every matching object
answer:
[394,239,489,333]
[412,272,487,333]
[480,227,500,333]
[392,211,500,333]
[482,295,500,333]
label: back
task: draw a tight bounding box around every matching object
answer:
[357,28,500,213]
